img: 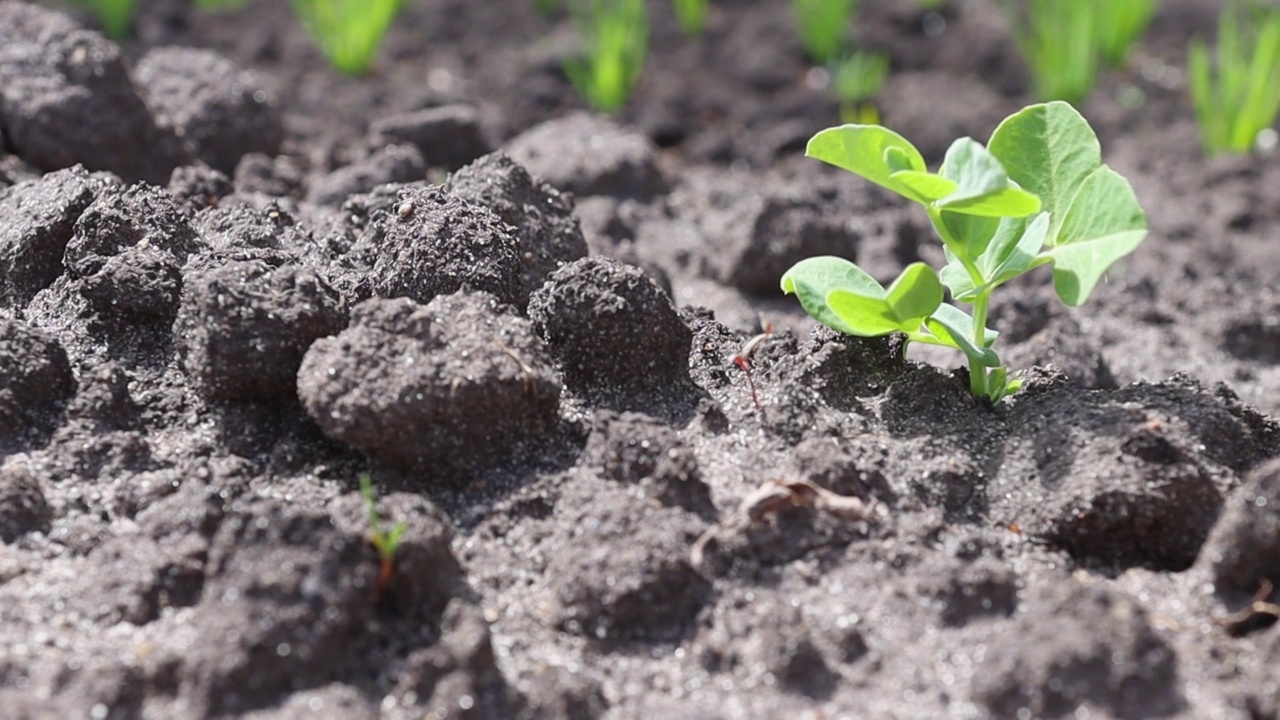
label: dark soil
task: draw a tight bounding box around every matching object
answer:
[2,0,1279,718]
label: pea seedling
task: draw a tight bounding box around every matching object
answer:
[672,0,709,36]
[1189,0,1280,155]
[68,0,137,40]
[289,0,402,76]
[792,0,856,64]
[359,473,407,596]
[564,0,649,113]
[782,101,1148,404]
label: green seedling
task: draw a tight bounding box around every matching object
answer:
[359,473,408,596]
[672,0,709,36]
[792,0,856,64]
[289,0,402,76]
[1009,0,1100,103]
[564,0,649,113]
[195,0,249,10]
[69,0,137,39]
[1189,0,1280,155]
[534,0,560,17]
[830,49,889,125]
[1095,0,1159,68]
[782,102,1148,404]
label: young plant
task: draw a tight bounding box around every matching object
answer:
[782,102,1148,404]
[534,0,560,18]
[1188,0,1280,155]
[563,0,649,113]
[359,473,408,595]
[672,0,709,36]
[1009,0,1100,103]
[1095,0,1159,68]
[289,0,402,76]
[68,0,137,40]
[195,0,250,10]
[792,0,856,64]
[830,49,889,125]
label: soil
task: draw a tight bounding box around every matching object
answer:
[1,0,1279,718]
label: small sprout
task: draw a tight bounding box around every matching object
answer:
[792,0,856,64]
[1095,0,1160,68]
[195,0,250,11]
[563,0,649,113]
[672,0,709,36]
[830,49,889,125]
[359,473,408,596]
[1188,0,1280,155]
[731,321,773,413]
[534,0,560,18]
[1007,0,1100,103]
[68,0,138,40]
[782,101,1148,404]
[1216,579,1280,634]
[289,0,403,76]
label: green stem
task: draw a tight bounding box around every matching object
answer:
[967,288,993,397]
[927,208,985,289]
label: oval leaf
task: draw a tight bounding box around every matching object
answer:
[987,101,1102,242]
[1048,166,1148,306]
[781,256,885,335]
[884,262,944,328]
[806,125,928,203]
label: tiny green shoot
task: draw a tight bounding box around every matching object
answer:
[830,49,889,125]
[792,0,856,64]
[1188,0,1280,155]
[195,0,250,11]
[68,0,137,40]
[563,0,649,113]
[1095,0,1160,68]
[289,0,403,76]
[782,102,1148,404]
[359,473,408,594]
[672,0,709,36]
[1008,0,1100,103]
[534,0,560,18]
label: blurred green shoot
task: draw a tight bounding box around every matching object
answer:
[289,0,403,76]
[673,0,709,36]
[534,0,560,18]
[69,0,137,39]
[792,0,856,64]
[359,474,407,594]
[194,0,250,10]
[1009,0,1099,103]
[831,49,889,124]
[1189,1,1280,154]
[914,0,946,10]
[1095,0,1159,67]
[564,0,649,113]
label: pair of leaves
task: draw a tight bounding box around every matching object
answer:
[805,102,1148,307]
[807,127,1042,221]
[780,257,999,368]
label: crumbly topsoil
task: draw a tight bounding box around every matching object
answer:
[2,0,1279,718]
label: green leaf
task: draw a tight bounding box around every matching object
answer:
[1048,167,1147,305]
[987,101,1102,241]
[806,125,930,204]
[983,212,1051,284]
[889,170,957,204]
[924,304,1000,367]
[781,256,886,335]
[883,263,944,328]
[825,263,943,336]
[938,211,999,258]
[935,138,1042,217]
[940,247,977,299]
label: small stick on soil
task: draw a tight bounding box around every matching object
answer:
[1216,579,1280,632]
[732,321,773,413]
[741,478,874,523]
[494,341,538,394]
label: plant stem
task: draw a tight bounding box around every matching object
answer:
[968,288,993,397]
